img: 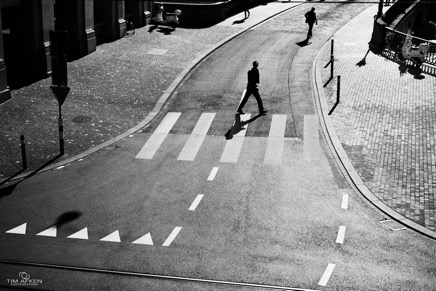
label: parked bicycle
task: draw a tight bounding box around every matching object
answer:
[126,21,135,35]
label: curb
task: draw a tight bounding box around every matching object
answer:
[312,5,436,240]
[0,2,305,185]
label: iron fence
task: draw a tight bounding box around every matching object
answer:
[384,27,436,67]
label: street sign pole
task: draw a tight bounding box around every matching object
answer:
[58,102,64,155]
[50,30,69,156]
[50,85,70,156]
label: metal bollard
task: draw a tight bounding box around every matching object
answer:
[20,135,27,170]
[330,39,334,80]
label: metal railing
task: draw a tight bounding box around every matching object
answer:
[384,27,436,66]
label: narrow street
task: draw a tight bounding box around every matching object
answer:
[0,2,435,290]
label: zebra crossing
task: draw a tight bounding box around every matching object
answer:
[135,112,319,164]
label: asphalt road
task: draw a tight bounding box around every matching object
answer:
[1,2,435,291]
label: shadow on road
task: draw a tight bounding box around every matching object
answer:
[232,18,246,25]
[0,154,62,199]
[225,113,263,140]
[55,211,83,228]
[296,38,311,47]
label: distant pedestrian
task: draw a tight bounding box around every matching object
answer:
[244,0,250,19]
[304,7,317,39]
[237,61,268,115]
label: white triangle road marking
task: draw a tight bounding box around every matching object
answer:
[67,227,89,240]
[5,223,27,235]
[132,233,154,245]
[36,225,57,237]
[100,230,121,242]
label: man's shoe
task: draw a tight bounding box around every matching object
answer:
[237,110,245,114]
[260,110,268,115]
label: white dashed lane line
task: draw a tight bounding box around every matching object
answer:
[207,167,219,181]
[335,226,346,244]
[318,263,336,287]
[189,194,204,211]
[341,194,349,209]
[162,227,182,247]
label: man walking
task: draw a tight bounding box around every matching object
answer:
[304,7,317,39]
[237,61,267,115]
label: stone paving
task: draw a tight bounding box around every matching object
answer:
[319,5,436,231]
[0,23,242,179]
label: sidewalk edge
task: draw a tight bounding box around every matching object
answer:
[312,5,436,240]
[0,2,304,184]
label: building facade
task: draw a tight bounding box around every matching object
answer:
[0,0,153,103]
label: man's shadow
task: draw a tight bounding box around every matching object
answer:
[296,37,311,47]
[225,113,263,140]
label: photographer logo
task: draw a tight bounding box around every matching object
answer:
[7,272,42,286]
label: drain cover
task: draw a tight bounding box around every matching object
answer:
[72,115,92,123]
[379,220,407,231]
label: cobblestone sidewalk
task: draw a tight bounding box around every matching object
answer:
[318,5,436,232]
[0,20,244,179]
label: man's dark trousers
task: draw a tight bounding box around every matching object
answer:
[307,22,314,38]
[238,86,264,113]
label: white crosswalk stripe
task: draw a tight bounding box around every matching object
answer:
[135,112,181,159]
[177,113,215,161]
[220,114,251,163]
[264,114,287,164]
[134,112,304,164]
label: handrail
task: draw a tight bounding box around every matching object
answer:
[384,27,436,66]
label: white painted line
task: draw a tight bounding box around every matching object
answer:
[207,167,219,181]
[36,225,57,237]
[341,194,349,209]
[67,228,88,240]
[264,114,287,164]
[220,114,251,163]
[162,227,182,246]
[135,134,167,159]
[177,135,206,161]
[100,230,121,242]
[318,263,336,286]
[238,89,246,104]
[154,112,182,133]
[191,113,216,135]
[336,226,346,244]
[268,114,287,138]
[178,113,215,161]
[136,112,181,159]
[189,194,204,211]
[132,233,154,245]
[6,223,27,234]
